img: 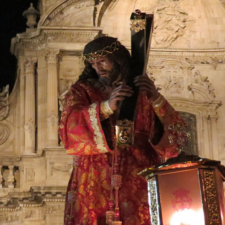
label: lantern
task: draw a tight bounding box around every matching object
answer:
[139,154,225,225]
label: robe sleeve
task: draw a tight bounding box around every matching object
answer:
[59,83,112,155]
[150,94,188,160]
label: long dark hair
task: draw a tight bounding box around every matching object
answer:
[79,37,131,85]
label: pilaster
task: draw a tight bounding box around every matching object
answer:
[45,50,59,147]
[24,58,37,155]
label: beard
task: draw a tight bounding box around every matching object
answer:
[98,63,122,87]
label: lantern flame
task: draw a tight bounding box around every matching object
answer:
[170,209,205,225]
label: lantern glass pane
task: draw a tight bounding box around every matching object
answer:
[216,169,225,224]
[158,169,204,225]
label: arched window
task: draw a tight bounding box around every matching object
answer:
[178,112,198,156]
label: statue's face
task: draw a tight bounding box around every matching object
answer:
[89,57,114,82]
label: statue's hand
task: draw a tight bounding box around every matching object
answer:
[134,75,160,102]
[108,83,133,111]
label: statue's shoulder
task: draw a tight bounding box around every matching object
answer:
[71,78,99,92]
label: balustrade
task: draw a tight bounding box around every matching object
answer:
[0,165,19,189]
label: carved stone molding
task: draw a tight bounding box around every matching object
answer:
[59,51,82,58]
[0,120,15,152]
[0,187,67,224]
[22,34,47,51]
[45,49,60,63]
[45,30,100,43]
[0,85,9,121]
[12,28,101,55]
[47,113,58,127]
[24,118,35,134]
[11,29,41,55]
[0,214,20,223]
[24,209,37,219]
[46,204,64,215]
[148,1,196,48]
[148,56,219,102]
[149,51,225,67]
[40,0,95,26]
[50,162,73,176]
[26,168,35,182]
[148,59,193,98]
[188,70,216,101]
[24,58,37,72]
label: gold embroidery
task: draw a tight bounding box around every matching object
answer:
[80,173,88,184]
[78,143,85,149]
[78,185,85,195]
[84,145,91,154]
[88,103,108,153]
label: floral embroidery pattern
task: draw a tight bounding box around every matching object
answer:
[88,103,108,153]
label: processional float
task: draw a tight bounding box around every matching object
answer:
[107,9,225,225]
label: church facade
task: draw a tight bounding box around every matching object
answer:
[0,0,225,224]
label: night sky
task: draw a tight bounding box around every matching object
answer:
[0,0,39,93]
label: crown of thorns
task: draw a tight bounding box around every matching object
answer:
[83,41,121,61]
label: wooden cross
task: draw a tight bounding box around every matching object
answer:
[116,9,154,147]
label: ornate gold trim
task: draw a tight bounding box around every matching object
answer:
[148,177,161,225]
[88,103,109,153]
[199,169,221,225]
[115,120,134,147]
[130,19,146,32]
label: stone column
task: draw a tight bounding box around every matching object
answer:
[46,50,59,147]
[24,58,36,155]
[19,57,26,154]
[207,117,213,159]
[202,115,210,159]
[211,116,219,160]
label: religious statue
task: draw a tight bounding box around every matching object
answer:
[59,36,187,225]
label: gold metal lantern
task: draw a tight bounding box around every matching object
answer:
[139,154,225,225]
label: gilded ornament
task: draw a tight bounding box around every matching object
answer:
[106,210,115,223]
[130,19,147,32]
[200,170,221,225]
[116,120,134,147]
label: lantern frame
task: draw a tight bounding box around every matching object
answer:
[139,154,225,225]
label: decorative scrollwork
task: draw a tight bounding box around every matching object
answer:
[200,170,221,225]
[0,124,10,145]
[0,85,9,121]
[148,177,161,225]
[50,163,73,176]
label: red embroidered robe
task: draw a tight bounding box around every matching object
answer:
[59,79,186,225]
